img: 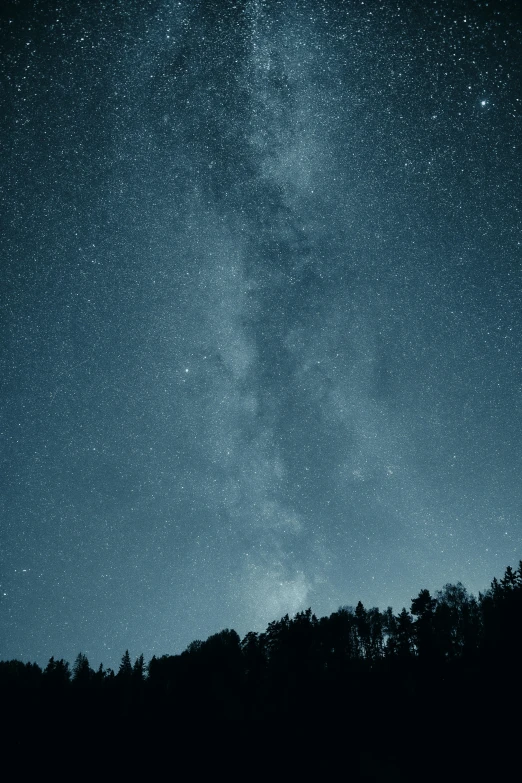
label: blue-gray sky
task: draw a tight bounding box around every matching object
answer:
[1,0,520,668]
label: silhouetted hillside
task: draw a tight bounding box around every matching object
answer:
[1,563,520,776]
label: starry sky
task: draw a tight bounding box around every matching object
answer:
[1,0,521,668]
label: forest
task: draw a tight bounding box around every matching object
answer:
[1,562,520,776]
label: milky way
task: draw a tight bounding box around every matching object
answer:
[1,0,520,666]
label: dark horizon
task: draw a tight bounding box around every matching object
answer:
[1,559,519,674]
[1,559,521,779]
[1,560,518,672]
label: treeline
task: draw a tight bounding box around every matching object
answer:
[1,563,521,774]
[2,562,521,704]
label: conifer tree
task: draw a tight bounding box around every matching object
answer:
[118,650,133,679]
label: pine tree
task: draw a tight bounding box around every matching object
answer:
[72,653,92,686]
[118,650,133,679]
[133,654,145,682]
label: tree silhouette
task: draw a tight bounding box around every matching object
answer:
[411,589,438,662]
[118,650,133,680]
[1,561,522,776]
[72,653,93,686]
[395,608,415,660]
[133,654,145,683]
[44,657,71,686]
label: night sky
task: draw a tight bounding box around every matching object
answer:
[2,0,520,668]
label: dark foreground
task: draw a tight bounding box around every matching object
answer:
[2,563,520,778]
